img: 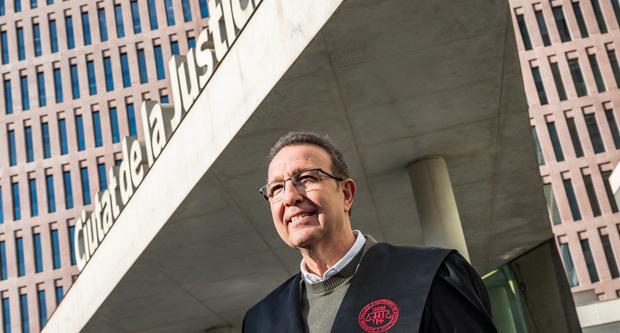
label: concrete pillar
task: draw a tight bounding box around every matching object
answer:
[407,156,469,260]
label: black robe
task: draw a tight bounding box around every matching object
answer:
[243,243,497,332]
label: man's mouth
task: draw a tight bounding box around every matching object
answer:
[288,212,316,224]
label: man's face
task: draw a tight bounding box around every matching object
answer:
[267,144,354,249]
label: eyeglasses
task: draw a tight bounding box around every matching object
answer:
[259,168,344,202]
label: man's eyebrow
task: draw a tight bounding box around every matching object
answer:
[267,167,313,183]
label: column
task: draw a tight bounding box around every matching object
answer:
[407,156,469,260]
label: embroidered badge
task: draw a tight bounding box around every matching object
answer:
[357,298,400,332]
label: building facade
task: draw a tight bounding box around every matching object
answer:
[509,0,620,306]
[0,0,208,331]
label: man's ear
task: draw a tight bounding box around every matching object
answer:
[341,179,356,213]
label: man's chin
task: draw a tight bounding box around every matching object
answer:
[288,230,321,249]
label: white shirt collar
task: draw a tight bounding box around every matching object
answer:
[300,230,366,284]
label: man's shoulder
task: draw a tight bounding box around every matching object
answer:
[365,241,454,264]
[244,273,301,319]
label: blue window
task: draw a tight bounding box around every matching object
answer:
[585,113,605,154]
[58,118,68,155]
[45,174,55,213]
[19,294,29,333]
[36,71,46,107]
[41,122,50,159]
[75,114,85,151]
[1,30,8,63]
[588,53,606,93]
[182,0,191,22]
[87,60,96,95]
[65,14,75,49]
[92,111,103,147]
[37,290,46,327]
[29,0,35,8]
[199,0,208,18]
[120,51,131,87]
[46,0,51,5]
[126,102,137,136]
[572,2,589,38]
[97,162,107,191]
[2,297,10,333]
[147,0,158,30]
[0,0,4,16]
[553,6,571,42]
[137,47,148,84]
[32,23,41,57]
[109,106,120,143]
[564,179,581,221]
[591,0,608,34]
[160,94,169,103]
[154,44,165,80]
[16,236,24,276]
[62,170,73,209]
[187,36,195,49]
[130,0,141,34]
[534,10,550,46]
[51,229,61,269]
[28,178,38,217]
[80,166,91,205]
[114,4,125,38]
[16,26,25,60]
[49,18,58,53]
[11,181,21,221]
[97,7,108,42]
[20,75,30,111]
[14,0,20,12]
[114,158,121,166]
[68,225,76,265]
[81,11,91,46]
[25,125,33,162]
[3,79,12,114]
[170,40,179,55]
[54,286,63,305]
[569,58,588,97]
[70,63,79,99]
[53,67,62,103]
[0,241,6,280]
[8,129,16,166]
[103,56,114,92]
[33,232,42,272]
[164,0,175,26]
[11,182,20,221]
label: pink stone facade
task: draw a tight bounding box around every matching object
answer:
[510,0,620,300]
[0,0,208,331]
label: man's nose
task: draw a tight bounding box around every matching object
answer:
[282,179,303,205]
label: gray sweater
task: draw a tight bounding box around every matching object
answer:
[300,239,375,333]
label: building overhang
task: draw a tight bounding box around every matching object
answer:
[43,0,551,331]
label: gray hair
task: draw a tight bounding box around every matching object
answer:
[268,131,350,179]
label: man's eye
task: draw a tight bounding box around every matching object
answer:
[297,174,319,184]
[269,184,284,196]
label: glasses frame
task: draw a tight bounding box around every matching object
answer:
[259,168,344,201]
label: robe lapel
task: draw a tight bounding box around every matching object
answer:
[330,243,451,333]
[277,273,305,332]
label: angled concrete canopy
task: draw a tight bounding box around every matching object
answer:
[43,0,552,331]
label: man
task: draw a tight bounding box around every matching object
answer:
[243,132,497,332]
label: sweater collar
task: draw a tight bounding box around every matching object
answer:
[300,230,366,284]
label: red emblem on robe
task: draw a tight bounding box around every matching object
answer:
[357,298,400,332]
